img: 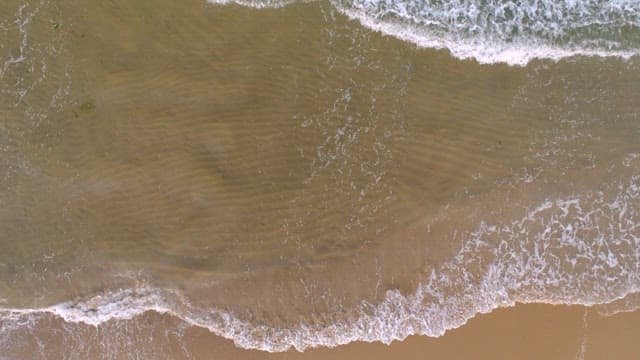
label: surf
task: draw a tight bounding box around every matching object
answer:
[207,0,640,65]
[2,175,639,352]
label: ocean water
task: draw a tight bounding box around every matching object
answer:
[1,0,640,358]
[211,0,640,64]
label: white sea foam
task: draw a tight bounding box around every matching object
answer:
[206,0,640,65]
[1,176,639,352]
[206,0,305,9]
[337,6,639,65]
[594,292,640,317]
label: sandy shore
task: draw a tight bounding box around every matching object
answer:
[178,304,640,360]
[5,302,639,359]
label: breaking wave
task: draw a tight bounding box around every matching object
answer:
[2,175,639,352]
[207,0,640,65]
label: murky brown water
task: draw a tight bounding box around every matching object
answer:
[1,0,640,358]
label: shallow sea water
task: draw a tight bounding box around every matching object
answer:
[1,0,640,358]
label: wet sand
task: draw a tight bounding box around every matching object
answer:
[7,303,638,359]
[181,304,640,360]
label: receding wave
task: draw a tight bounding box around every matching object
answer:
[207,0,640,65]
[2,175,639,352]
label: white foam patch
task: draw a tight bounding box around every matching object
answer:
[50,288,175,325]
[338,6,639,66]
[206,0,640,65]
[206,0,305,9]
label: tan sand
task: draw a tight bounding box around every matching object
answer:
[173,304,640,360]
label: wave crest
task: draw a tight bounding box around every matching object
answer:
[2,176,640,352]
[207,0,640,65]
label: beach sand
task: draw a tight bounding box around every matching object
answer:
[5,304,640,359]
[175,304,638,360]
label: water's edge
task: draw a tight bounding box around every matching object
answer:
[206,0,640,65]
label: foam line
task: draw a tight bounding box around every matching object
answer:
[2,176,640,351]
[206,0,640,65]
